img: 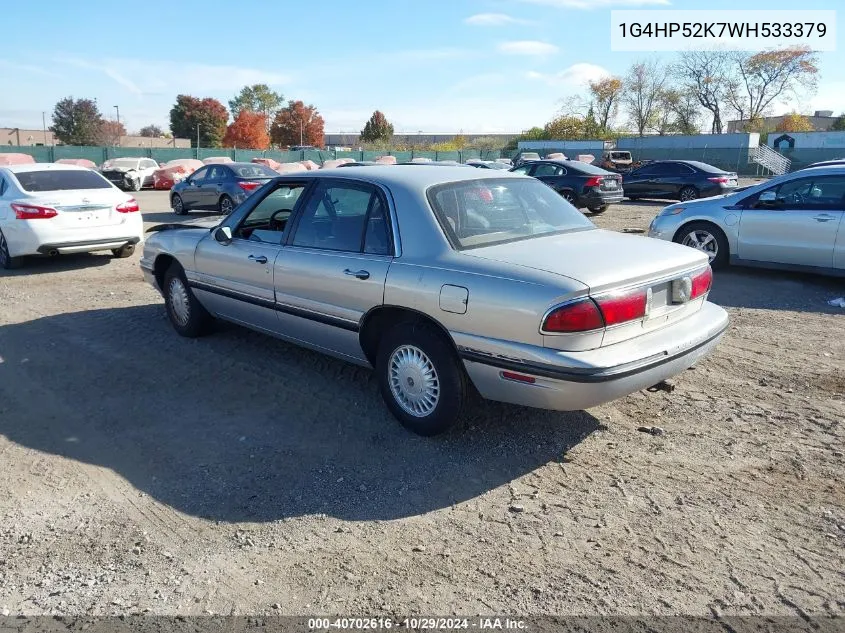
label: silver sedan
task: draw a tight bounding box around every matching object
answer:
[141,166,728,435]
[648,165,845,275]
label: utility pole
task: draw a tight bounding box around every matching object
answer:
[196,124,201,158]
[42,112,48,145]
[300,118,304,146]
[114,105,121,146]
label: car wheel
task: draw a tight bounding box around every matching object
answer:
[163,263,212,337]
[559,190,577,204]
[0,229,22,270]
[679,186,698,202]
[674,221,729,269]
[130,177,142,192]
[111,244,135,258]
[172,194,186,215]
[218,195,234,214]
[376,321,465,436]
[626,195,639,201]
[588,205,608,214]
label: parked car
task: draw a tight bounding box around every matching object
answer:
[170,162,280,215]
[466,160,511,170]
[599,150,634,172]
[511,152,542,168]
[100,157,158,191]
[140,166,728,435]
[510,159,623,214]
[623,160,737,202]
[647,165,845,275]
[0,163,142,269]
[152,159,204,190]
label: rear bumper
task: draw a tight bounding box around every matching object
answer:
[577,190,624,208]
[458,301,728,411]
[36,236,140,255]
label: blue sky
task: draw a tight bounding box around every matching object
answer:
[1,0,842,135]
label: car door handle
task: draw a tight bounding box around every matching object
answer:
[344,269,370,280]
[248,254,268,264]
[813,214,835,222]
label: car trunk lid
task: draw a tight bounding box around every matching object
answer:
[17,190,128,228]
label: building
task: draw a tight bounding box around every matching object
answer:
[1,128,55,146]
[0,128,191,148]
[727,110,842,133]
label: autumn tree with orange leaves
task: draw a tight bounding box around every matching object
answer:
[776,112,814,133]
[270,101,325,148]
[222,111,270,149]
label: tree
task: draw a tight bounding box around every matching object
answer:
[467,136,503,151]
[360,111,394,143]
[544,115,585,140]
[139,125,163,137]
[98,120,127,145]
[623,60,666,136]
[776,112,814,133]
[656,88,701,135]
[831,114,845,132]
[504,127,546,150]
[270,101,325,148]
[169,95,228,147]
[222,111,270,149]
[726,47,818,123]
[588,77,623,133]
[50,97,104,145]
[676,51,731,134]
[228,84,284,132]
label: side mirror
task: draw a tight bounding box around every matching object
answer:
[214,226,233,244]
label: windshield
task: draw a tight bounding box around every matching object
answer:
[106,159,141,168]
[232,164,278,179]
[15,170,112,192]
[427,178,594,250]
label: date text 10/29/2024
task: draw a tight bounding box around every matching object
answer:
[308,618,527,630]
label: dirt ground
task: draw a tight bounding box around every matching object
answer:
[0,185,843,620]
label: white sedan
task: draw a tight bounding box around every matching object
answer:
[0,163,144,269]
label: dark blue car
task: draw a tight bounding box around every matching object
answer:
[170,162,279,215]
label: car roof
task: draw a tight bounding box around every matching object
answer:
[274,165,524,189]
[3,162,91,173]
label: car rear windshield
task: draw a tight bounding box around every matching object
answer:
[563,161,612,175]
[14,170,112,192]
[232,164,278,179]
[683,160,727,173]
[427,178,594,250]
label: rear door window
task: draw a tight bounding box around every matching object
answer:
[14,170,112,192]
[533,164,564,177]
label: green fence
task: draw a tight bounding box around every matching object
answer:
[0,145,508,166]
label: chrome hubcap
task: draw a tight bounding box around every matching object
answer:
[388,345,440,417]
[221,198,232,213]
[682,230,718,260]
[168,277,191,326]
[173,197,182,212]
[680,189,696,201]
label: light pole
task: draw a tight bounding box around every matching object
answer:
[113,105,121,146]
[196,124,201,158]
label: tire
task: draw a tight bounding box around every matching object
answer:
[626,195,639,201]
[376,321,465,436]
[111,244,135,258]
[163,263,212,337]
[559,190,577,204]
[172,194,186,215]
[679,186,698,202]
[0,229,22,270]
[218,195,234,215]
[588,205,608,214]
[674,221,729,269]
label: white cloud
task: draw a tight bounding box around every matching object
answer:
[0,59,59,78]
[498,41,559,56]
[464,13,529,26]
[519,0,669,8]
[526,63,611,87]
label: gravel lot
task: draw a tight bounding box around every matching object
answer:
[1,184,843,619]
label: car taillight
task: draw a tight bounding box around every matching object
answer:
[238,181,262,192]
[594,289,648,327]
[116,198,140,213]
[542,299,604,333]
[690,266,713,299]
[585,176,603,187]
[12,203,58,220]
[708,176,730,184]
